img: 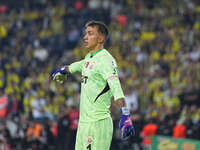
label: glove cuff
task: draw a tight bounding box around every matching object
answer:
[60,65,68,74]
[120,107,130,115]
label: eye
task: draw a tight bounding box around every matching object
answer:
[88,31,93,35]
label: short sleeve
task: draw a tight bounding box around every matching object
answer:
[69,59,85,74]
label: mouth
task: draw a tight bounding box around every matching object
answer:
[84,41,88,46]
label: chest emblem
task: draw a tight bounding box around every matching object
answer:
[87,135,93,143]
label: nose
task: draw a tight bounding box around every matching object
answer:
[84,34,88,41]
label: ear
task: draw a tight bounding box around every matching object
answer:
[98,35,105,43]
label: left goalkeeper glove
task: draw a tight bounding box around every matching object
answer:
[119,107,135,140]
[51,66,67,83]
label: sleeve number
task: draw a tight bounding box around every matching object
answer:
[87,144,91,150]
[113,68,117,75]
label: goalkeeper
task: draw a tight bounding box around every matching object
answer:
[52,20,134,150]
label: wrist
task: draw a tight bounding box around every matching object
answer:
[120,107,130,115]
[60,65,68,74]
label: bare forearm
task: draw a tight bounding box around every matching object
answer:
[116,98,130,115]
[116,98,127,108]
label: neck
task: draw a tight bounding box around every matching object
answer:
[89,44,103,53]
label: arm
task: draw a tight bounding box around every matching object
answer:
[51,60,84,83]
[108,78,134,140]
[98,56,134,139]
[107,77,134,137]
[116,98,126,108]
[117,98,135,140]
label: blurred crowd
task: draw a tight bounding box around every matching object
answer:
[0,0,200,149]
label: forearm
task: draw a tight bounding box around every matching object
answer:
[118,96,135,139]
[116,98,127,108]
[116,98,130,115]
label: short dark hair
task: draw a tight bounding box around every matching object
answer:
[85,20,109,40]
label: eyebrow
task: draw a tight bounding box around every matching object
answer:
[85,30,93,34]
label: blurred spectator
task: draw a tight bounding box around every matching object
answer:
[0,90,8,118]
[129,111,144,150]
[0,122,11,150]
[33,45,48,62]
[57,105,70,150]
[173,124,186,139]
[68,104,79,150]
[31,92,46,120]
[141,120,158,150]
[124,86,139,112]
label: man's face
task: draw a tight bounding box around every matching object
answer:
[83,26,103,50]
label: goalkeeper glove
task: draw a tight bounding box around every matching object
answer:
[119,107,135,140]
[51,66,68,83]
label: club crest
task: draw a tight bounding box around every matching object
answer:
[87,135,93,143]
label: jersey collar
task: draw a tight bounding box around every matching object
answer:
[90,48,104,57]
